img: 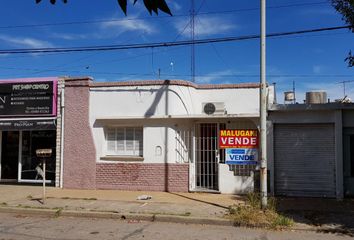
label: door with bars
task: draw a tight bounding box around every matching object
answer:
[195,123,225,191]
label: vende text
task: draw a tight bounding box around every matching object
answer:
[219,129,259,149]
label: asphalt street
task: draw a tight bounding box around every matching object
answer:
[0,212,352,240]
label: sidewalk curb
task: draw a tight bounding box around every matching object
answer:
[0,206,234,227]
[0,206,328,232]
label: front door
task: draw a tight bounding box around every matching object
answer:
[195,123,219,191]
[1,131,19,180]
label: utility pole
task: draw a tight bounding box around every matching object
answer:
[260,0,267,209]
[190,0,195,82]
[292,81,296,104]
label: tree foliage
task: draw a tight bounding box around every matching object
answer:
[35,0,172,16]
[331,0,354,67]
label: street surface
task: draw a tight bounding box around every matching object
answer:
[0,212,352,240]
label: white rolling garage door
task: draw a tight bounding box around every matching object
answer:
[274,124,336,197]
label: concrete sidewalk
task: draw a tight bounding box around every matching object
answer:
[0,185,353,235]
[0,185,238,221]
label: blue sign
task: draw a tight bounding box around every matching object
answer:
[225,148,258,165]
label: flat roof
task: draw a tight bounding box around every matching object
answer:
[269,103,354,111]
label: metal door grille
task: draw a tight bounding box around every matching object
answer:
[195,123,219,191]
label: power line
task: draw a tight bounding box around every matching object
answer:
[0,1,329,29]
[0,25,351,55]
[0,65,352,78]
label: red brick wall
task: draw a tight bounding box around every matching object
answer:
[63,78,96,189]
[96,163,189,192]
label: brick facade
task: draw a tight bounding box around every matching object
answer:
[63,78,97,189]
[96,163,189,192]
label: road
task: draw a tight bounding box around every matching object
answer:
[0,212,352,240]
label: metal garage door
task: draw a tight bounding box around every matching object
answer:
[274,124,336,197]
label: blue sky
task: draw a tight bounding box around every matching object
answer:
[0,0,353,102]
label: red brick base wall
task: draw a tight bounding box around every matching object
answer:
[96,163,189,192]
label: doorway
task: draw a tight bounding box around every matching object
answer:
[0,130,56,183]
[0,131,19,180]
[195,123,225,192]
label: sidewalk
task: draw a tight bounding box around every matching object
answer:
[0,185,238,224]
[0,185,353,235]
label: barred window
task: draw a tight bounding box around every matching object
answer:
[106,127,143,156]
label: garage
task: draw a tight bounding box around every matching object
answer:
[274,124,336,197]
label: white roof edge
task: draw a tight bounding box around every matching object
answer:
[95,114,259,121]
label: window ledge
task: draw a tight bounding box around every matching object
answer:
[100,156,144,162]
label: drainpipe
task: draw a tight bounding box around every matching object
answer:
[60,86,65,188]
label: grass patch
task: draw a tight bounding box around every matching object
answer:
[83,198,97,201]
[228,193,293,230]
[54,208,63,218]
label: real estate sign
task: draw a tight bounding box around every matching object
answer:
[219,129,258,148]
[220,129,259,165]
[225,148,258,165]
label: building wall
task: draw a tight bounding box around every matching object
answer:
[218,119,258,194]
[89,82,260,119]
[55,79,64,187]
[61,80,263,192]
[343,110,354,127]
[63,78,96,189]
[96,163,189,192]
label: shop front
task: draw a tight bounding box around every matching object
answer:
[0,78,58,184]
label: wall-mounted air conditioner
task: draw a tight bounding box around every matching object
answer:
[202,102,225,115]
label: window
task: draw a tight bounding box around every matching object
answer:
[106,127,143,156]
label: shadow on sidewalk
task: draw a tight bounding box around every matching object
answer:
[277,197,354,237]
[167,192,230,209]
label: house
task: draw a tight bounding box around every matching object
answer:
[62,77,275,194]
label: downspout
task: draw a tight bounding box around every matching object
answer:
[60,86,65,188]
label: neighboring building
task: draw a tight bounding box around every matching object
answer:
[268,103,354,199]
[0,77,63,186]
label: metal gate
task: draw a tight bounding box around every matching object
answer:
[274,124,336,197]
[195,123,219,191]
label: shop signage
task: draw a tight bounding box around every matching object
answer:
[0,80,57,117]
[219,129,258,149]
[0,119,56,130]
[225,148,258,165]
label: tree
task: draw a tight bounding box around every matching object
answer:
[331,0,354,67]
[35,0,172,16]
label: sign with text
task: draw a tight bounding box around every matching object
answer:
[225,148,258,165]
[0,80,57,117]
[0,119,56,131]
[219,129,258,149]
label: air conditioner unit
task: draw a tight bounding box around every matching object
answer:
[202,102,225,115]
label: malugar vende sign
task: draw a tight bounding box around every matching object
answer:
[219,129,258,149]
[219,129,259,165]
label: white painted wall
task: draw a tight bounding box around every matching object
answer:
[219,164,254,194]
[89,84,260,119]
[88,81,264,194]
